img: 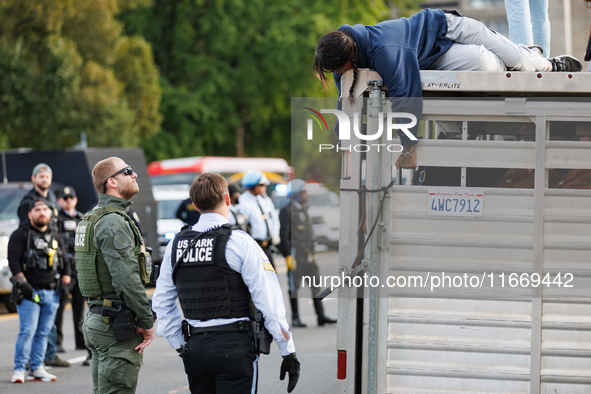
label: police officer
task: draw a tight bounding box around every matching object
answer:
[239,170,280,267]
[56,186,91,364]
[279,180,336,327]
[17,164,69,367]
[176,197,201,226]
[152,173,300,394]
[8,198,71,383]
[76,157,154,394]
[17,163,58,224]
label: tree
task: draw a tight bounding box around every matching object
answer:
[0,0,162,150]
[117,0,418,164]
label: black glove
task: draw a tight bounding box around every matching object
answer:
[59,284,70,300]
[280,353,300,393]
[17,281,34,301]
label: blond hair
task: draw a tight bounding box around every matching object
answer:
[92,157,120,194]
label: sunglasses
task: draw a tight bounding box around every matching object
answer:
[63,196,76,201]
[103,166,133,193]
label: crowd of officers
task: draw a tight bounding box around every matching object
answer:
[7,159,334,393]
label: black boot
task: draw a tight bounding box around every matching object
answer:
[314,298,337,326]
[290,297,307,327]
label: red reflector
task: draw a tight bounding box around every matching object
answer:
[337,350,347,380]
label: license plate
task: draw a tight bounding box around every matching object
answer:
[427,188,484,217]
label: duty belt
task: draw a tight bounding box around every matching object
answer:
[89,303,134,317]
[89,304,121,315]
[33,283,57,290]
[187,321,251,335]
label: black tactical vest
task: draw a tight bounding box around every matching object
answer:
[25,230,62,272]
[58,212,81,258]
[171,224,251,321]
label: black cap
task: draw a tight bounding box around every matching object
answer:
[29,197,50,211]
[59,186,77,198]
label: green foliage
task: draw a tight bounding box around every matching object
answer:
[118,0,420,170]
[0,0,422,188]
[0,0,161,150]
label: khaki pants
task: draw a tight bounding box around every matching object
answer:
[82,311,143,394]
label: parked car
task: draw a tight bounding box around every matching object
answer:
[0,182,33,313]
[151,185,190,257]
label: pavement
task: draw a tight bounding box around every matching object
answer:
[0,252,339,393]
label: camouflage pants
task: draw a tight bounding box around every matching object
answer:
[82,311,143,394]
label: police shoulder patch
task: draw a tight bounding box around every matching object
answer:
[113,230,132,250]
[255,243,275,273]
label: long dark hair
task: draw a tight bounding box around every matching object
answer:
[313,31,359,97]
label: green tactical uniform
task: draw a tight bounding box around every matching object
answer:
[76,194,153,394]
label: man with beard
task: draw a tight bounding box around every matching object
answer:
[76,157,154,394]
[8,198,71,383]
[16,164,70,367]
[17,163,58,224]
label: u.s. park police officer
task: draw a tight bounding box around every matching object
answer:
[76,157,154,394]
[239,170,281,268]
[227,183,247,232]
[9,198,71,384]
[279,180,336,328]
[152,173,300,394]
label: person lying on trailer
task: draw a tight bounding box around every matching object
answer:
[313,9,583,170]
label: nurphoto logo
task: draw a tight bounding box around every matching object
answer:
[303,107,417,153]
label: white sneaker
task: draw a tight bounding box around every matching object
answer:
[28,365,57,382]
[11,369,25,383]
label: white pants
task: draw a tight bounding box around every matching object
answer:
[429,13,550,72]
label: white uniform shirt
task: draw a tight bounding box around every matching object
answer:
[152,212,296,356]
[259,194,280,239]
[228,204,240,225]
[239,191,280,241]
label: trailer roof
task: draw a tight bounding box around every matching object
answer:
[342,69,591,98]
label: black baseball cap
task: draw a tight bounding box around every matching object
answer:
[29,197,50,211]
[59,186,77,199]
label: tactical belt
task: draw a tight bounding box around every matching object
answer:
[89,305,113,315]
[88,297,121,303]
[89,304,132,317]
[32,283,57,290]
[187,321,251,335]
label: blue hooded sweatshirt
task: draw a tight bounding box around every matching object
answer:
[333,9,452,146]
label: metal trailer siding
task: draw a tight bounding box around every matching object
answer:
[336,70,591,394]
